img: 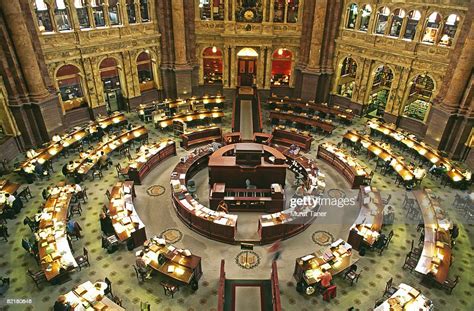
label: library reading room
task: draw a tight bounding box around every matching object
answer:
[0,0,473,310]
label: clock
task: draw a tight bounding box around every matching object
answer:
[244,9,255,21]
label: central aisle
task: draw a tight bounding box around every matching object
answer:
[240,99,254,140]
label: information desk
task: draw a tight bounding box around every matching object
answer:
[347,186,384,251]
[374,283,433,311]
[170,147,238,243]
[63,281,125,310]
[271,127,313,152]
[139,236,203,287]
[209,183,285,213]
[153,109,224,129]
[343,130,415,185]
[413,189,452,283]
[19,112,126,174]
[107,181,147,249]
[258,146,326,244]
[368,119,467,184]
[317,143,371,188]
[126,140,176,185]
[36,184,78,281]
[68,126,148,177]
[180,126,222,150]
[208,143,287,188]
[268,96,354,122]
[269,110,335,134]
[293,239,358,294]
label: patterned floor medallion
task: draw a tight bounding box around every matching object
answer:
[159,228,183,244]
[327,188,346,199]
[312,230,335,246]
[146,185,166,197]
[235,251,260,270]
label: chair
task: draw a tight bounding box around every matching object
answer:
[187,180,197,198]
[322,285,337,302]
[140,301,151,311]
[161,281,179,298]
[23,216,38,232]
[18,186,33,202]
[402,251,418,272]
[115,163,129,179]
[133,265,146,283]
[442,276,460,294]
[403,193,415,209]
[410,240,422,258]
[383,278,397,298]
[381,194,392,205]
[76,187,88,203]
[385,230,394,248]
[104,277,113,297]
[27,269,47,289]
[74,247,90,271]
[343,264,361,286]
[0,225,8,242]
[69,202,82,217]
[91,168,103,180]
[105,189,111,200]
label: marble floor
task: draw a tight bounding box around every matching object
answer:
[0,102,472,311]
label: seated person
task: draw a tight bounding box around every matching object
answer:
[245,179,257,189]
[319,268,333,289]
[100,212,115,236]
[66,219,83,239]
[98,151,109,169]
[0,276,10,296]
[5,194,15,207]
[53,295,71,311]
[217,200,229,214]
[136,251,152,279]
[34,161,47,177]
[51,134,62,143]
[413,165,426,180]
[463,169,472,182]
[26,149,38,159]
[383,205,395,224]
[62,162,72,177]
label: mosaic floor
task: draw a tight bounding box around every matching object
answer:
[0,101,472,311]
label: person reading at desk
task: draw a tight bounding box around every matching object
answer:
[26,149,38,159]
[136,251,153,279]
[51,134,62,143]
[320,268,333,289]
[217,200,228,214]
[53,295,71,311]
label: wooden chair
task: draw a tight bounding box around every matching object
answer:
[74,247,90,270]
[343,264,361,286]
[402,193,415,209]
[104,277,113,297]
[322,285,337,302]
[91,168,103,181]
[69,202,82,217]
[23,216,38,232]
[115,163,128,180]
[442,276,460,294]
[383,278,398,298]
[402,251,418,272]
[18,186,33,202]
[75,187,88,203]
[105,189,111,200]
[133,265,146,283]
[381,194,392,205]
[0,225,8,242]
[27,269,47,289]
[160,281,179,298]
[410,240,422,258]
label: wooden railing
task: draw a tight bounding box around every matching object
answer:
[271,261,282,311]
[232,95,239,132]
[217,259,226,311]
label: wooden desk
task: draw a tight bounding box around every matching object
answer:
[0,179,20,194]
[271,127,313,152]
[37,185,78,281]
[153,109,224,129]
[107,181,147,248]
[68,126,148,177]
[140,237,203,286]
[368,119,466,183]
[374,283,433,311]
[293,239,358,289]
[170,147,239,243]
[64,281,125,310]
[180,126,222,150]
[413,189,452,284]
[268,96,355,121]
[347,186,384,251]
[223,132,241,145]
[269,110,335,134]
[343,130,415,184]
[253,132,272,144]
[126,140,176,185]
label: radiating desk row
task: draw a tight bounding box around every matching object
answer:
[269,110,335,134]
[63,281,125,310]
[374,283,433,311]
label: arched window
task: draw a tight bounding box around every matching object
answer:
[108,0,120,25]
[422,12,442,44]
[359,4,372,32]
[203,47,223,85]
[140,0,150,22]
[100,58,121,91]
[389,9,405,37]
[403,74,435,122]
[368,66,393,116]
[337,57,357,99]
[126,0,137,24]
[235,0,263,23]
[199,0,224,20]
[346,3,358,29]
[271,49,292,86]
[91,0,106,27]
[403,10,421,40]
[54,0,71,31]
[287,0,299,23]
[137,52,155,91]
[74,0,90,29]
[439,14,459,46]
[56,65,85,111]
[375,7,390,35]
[34,0,53,32]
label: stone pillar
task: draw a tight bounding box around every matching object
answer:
[264,47,273,90]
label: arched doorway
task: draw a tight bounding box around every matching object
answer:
[402,74,435,122]
[56,64,86,112]
[367,65,393,117]
[99,57,124,112]
[237,47,258,87]
[271,48,292,87]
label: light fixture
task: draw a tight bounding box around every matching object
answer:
[278,48,284,56]
[212,46,217,53]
